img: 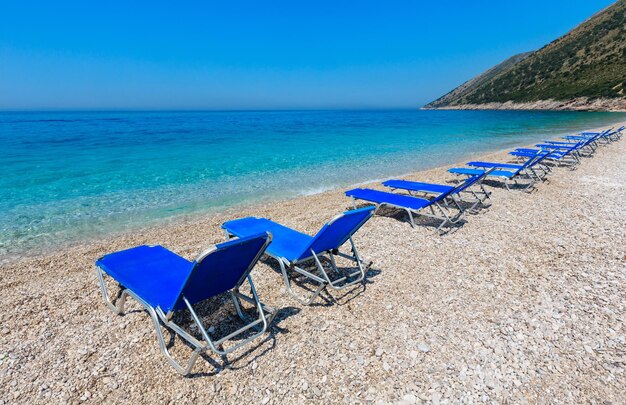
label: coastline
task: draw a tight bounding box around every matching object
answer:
[1,121,625,403]
[422,97,626,112]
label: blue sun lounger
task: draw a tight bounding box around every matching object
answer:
[448,150,551,191]
[543,139,599,155]
[222,207,375,305]
[96,233,273,375]
[345,189,439,228]
[466,152,551,179]
[382,168,493,214]
[569,127,623,145]
[509,148,563,165]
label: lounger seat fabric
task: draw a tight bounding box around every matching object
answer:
[97,245,193,312]
[345,188,431,209]
[223,217,313,262]
[382,179,454,194]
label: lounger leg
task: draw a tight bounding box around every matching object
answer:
[479,184,491,201]
[311,248,365,290]
[450,196,470,214]
[469,190,483,214]
[372,203,381,215]
[461,192,481,213]
[147,304,202,375]
[328,253,342,275]
[107,288,203,376]
[349,237,365,274]
[169,295,269,358]
[231,291,246,320]
[406,209,416,228]
[528,168,540,181]
[434,204,452,233]
[523,176,536,192]
[231,275,276,326]
[278,258,325,305]
[96,266,129,314]
[223,228,232,240]
[102,277,271,375]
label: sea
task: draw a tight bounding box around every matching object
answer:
[1,109,624,258]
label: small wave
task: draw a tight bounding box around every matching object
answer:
[297,184,338,197]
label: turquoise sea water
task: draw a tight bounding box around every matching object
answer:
[1,110,625,258]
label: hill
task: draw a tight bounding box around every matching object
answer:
[424,0,626,111]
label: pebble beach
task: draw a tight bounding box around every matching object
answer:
[1,121,625,404]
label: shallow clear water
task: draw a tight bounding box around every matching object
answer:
[1,109,624,257]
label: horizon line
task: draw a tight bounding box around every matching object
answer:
[0,106,428,113]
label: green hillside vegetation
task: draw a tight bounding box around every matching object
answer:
[426,0,626,107]
[427,53,532,108]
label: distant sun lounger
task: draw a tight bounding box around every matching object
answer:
[572,127,622,144]
[96,233,274,375]
[449,150,552,191]
[222,207,375,305]
[382,170,492,213]
[560,127,623,150]
[345,169,492,232]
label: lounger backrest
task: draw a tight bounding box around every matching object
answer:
[569,140,586,151]
[533,150,554,165]
[302,206,375,259]
[520,150,550,170]
[171,232,271,311]
[451,168,494,194]
[583,134,600,145]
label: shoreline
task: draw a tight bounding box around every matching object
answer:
[1,120,625,403]
[0,145,573,265]
[2,118,625,265]
[422,97,626,112]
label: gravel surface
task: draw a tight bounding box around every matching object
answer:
[1,122,625,404]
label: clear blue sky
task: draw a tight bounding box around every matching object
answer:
[0,0,616,110]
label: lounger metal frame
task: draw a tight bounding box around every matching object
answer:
[96,237,275,376]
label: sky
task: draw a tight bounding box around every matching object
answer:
[0,0,617,110]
